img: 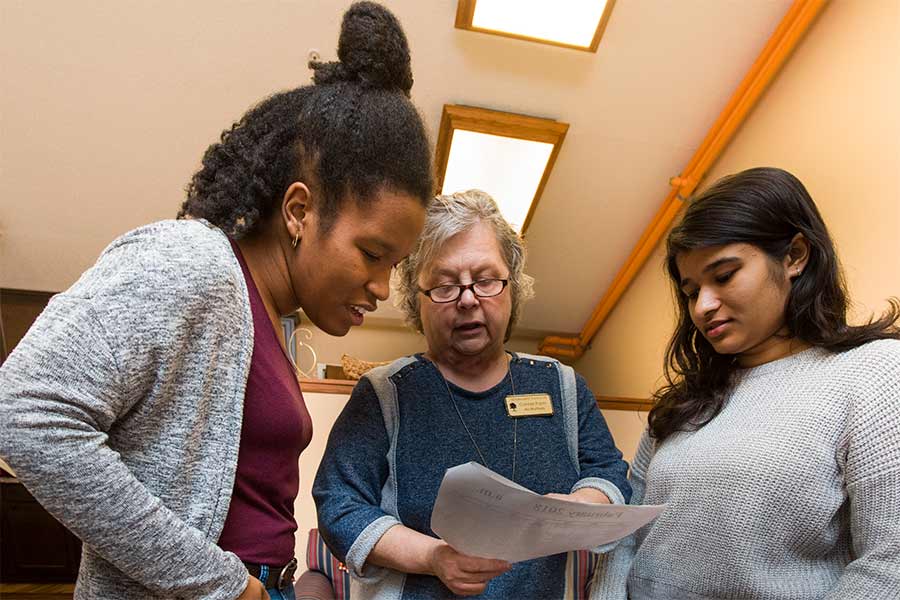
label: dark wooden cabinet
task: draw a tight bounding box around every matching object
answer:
[1,289,82,584]
[1,288,55,364]
[1,479,81,583]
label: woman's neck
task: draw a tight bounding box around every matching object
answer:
[235,234,294,347]
[738,328,811,368]
[427,348,510,392]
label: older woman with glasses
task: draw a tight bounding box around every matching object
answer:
[313,190,631,598]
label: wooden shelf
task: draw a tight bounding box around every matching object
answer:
[298,378,357,394]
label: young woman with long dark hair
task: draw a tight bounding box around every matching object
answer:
[597,167,900,599]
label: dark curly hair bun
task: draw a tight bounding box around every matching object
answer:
[311,2,413,96]
[180,0,431,239]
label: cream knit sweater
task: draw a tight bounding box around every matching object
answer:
[594,339,900,600]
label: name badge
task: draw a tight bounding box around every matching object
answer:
[505,393,554,417]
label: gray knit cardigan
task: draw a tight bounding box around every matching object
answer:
[0,220,255,599]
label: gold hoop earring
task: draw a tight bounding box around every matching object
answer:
[292,233,300,249]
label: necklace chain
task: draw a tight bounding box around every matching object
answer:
[437,361,518,483]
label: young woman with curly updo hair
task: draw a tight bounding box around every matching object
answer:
[596,168,900,600]
[0,3,432,600]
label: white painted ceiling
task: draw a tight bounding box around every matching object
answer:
[0,0,792,334]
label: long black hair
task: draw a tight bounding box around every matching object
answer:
[177,2,433,237]
[650,167,900,442]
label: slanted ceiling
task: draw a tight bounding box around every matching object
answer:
[0,0,792,335]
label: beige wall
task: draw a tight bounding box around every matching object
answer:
[294,391,351,560]
[576,0,900,447]
[0,1,796,339]
[599,409,647,463]
[291,318,426,374]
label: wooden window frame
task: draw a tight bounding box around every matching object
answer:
[434,104,568,235]
[455,0,617,53]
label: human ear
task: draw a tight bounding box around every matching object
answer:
[281,182,312,247]
[785,233,810,279]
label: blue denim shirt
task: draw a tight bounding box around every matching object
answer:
[313,353,631,599]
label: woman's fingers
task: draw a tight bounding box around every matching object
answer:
[432,542,512,594]
[448,581,489,596]
[457,555,511,575]
[453,567,507,584]
[544,492,570,501]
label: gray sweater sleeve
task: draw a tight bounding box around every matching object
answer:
[825,343,900,598]
[0,231,248,599]
[590,431,653,600]
[313,376,400,580]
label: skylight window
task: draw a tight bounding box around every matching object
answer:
[435,105,568,233]
[456,0,616,51]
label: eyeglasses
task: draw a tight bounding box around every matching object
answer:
[419,278,509,303]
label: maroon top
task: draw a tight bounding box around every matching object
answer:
[218,241,313,565]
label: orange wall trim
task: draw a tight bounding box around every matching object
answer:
[539,0,828,359]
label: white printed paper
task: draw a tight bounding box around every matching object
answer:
[430,462,664,563]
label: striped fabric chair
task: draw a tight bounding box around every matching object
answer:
[294,570,335,600]
[295,529,350,600]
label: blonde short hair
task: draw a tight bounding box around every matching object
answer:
[393,189,535,340]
